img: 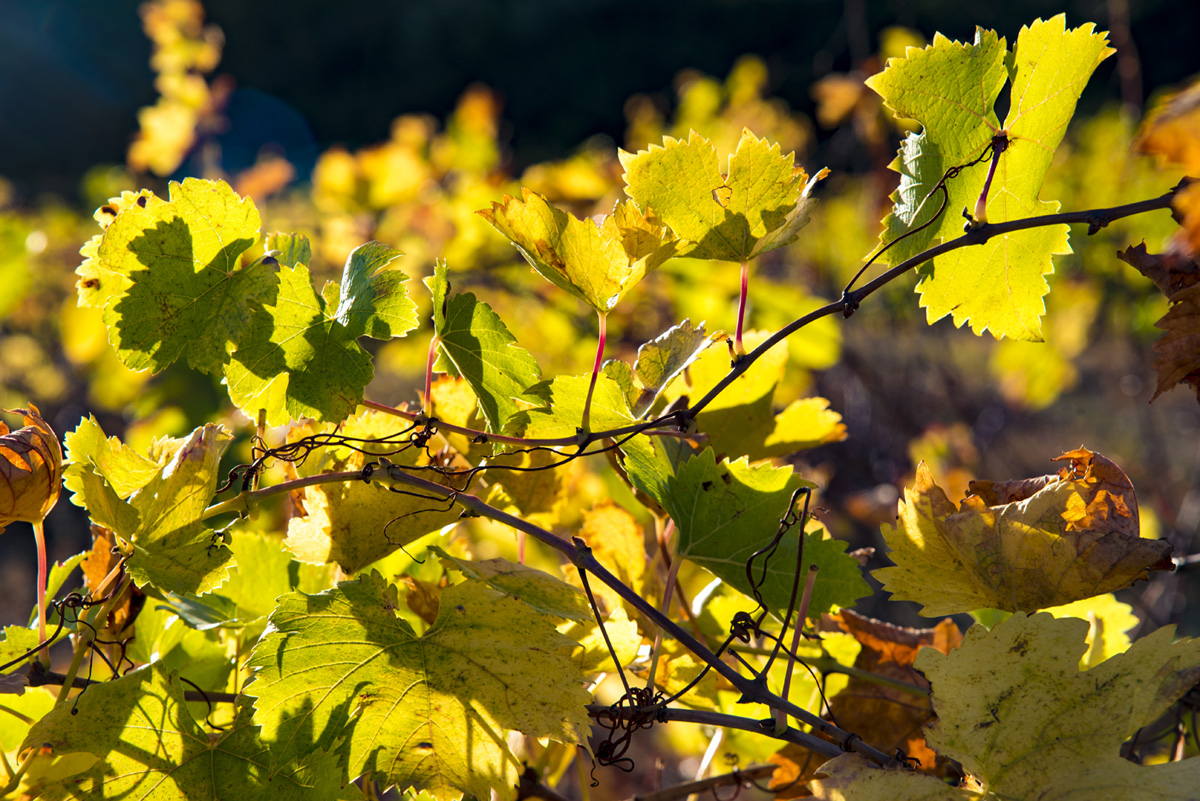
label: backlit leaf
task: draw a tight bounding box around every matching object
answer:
[478,190,677,313]
[876,450,1173,616]
[868,17,1113,339]
[432,546,592,621]
[425,261,542,432]
[23,666,342,800]
[64,418,234,596]
[0,405,62,529]
[810,613,1200,800]
[124,424,235,596]
[827,610,962,778]
[284,409,465,573]
[632,318,714,416]
[246,573,591,801]
[663,449,868,618]
[620,129,820,261]
[87,178,269,373]
[225,242,418,426]
[1044,593,1139,670]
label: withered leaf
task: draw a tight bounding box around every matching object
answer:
[876,449,1172,615]
[0,405,62,531]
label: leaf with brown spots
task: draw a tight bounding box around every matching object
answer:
[876,449,1172,616]
[811,614,1200,801]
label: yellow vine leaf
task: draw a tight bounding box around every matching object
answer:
[477,190,677,313]
[810,613,1200,800]
[876,449,1172,616]
[620,128,823,261]
[1044,593,1139,670]
[284,408,467,572]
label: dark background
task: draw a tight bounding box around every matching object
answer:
[2,0,1197,201]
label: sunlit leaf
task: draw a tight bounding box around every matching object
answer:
[478,190,677,313]
[246,573,591,801]
[876,450,1173,616]
[225,241,418,426]
[87,178,269,373]
[811,614,1200,800]
[22,666,342,800]
[620,128,820,261]
[632,318,714,416]
[868,17,1113,340]
[64,418,234,596]
[425,261,542,432]
[432,546,592,621]
[284,409,465,573]
[0,405,62,530]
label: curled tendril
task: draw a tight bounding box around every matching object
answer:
[590,686,667,780]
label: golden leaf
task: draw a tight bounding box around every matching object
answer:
[876,449,1172,615]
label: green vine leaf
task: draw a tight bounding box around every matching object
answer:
[632,318,714,416]
[477,190,678,313]
[425,261,543,433]
[22,666,342,800]
[620,128,822,261]
[85,177,270,374]
[867,16,1113,340]
[246,572,591,801]
[811,614,1200,800]
[224,241,418,426]
[64,419,234,596]
[663,449,869,618]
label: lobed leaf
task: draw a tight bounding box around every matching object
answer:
[620,128,821,261]
[246,572,591,801]
[22,666,342,800]
[663,449,869,618]
[87,178,270,373]
[868,17,1113,340]
[632,318,714,416]
[64,418,234,596]
[876,449,1173,616]
[225,241,418,426]
[425,261,543,432]
[811,613,1200,800]
[284,408,466,573]
[478,190,677,313]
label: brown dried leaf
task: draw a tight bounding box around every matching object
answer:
[876,449,1173,615]
[81,524,139,637]
[0,405,62,531]
[401,575,443,626]
[1151,283,1200,401]
[769,743,828,799]
[1117,242,1200,298]
[829,610,962,774]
